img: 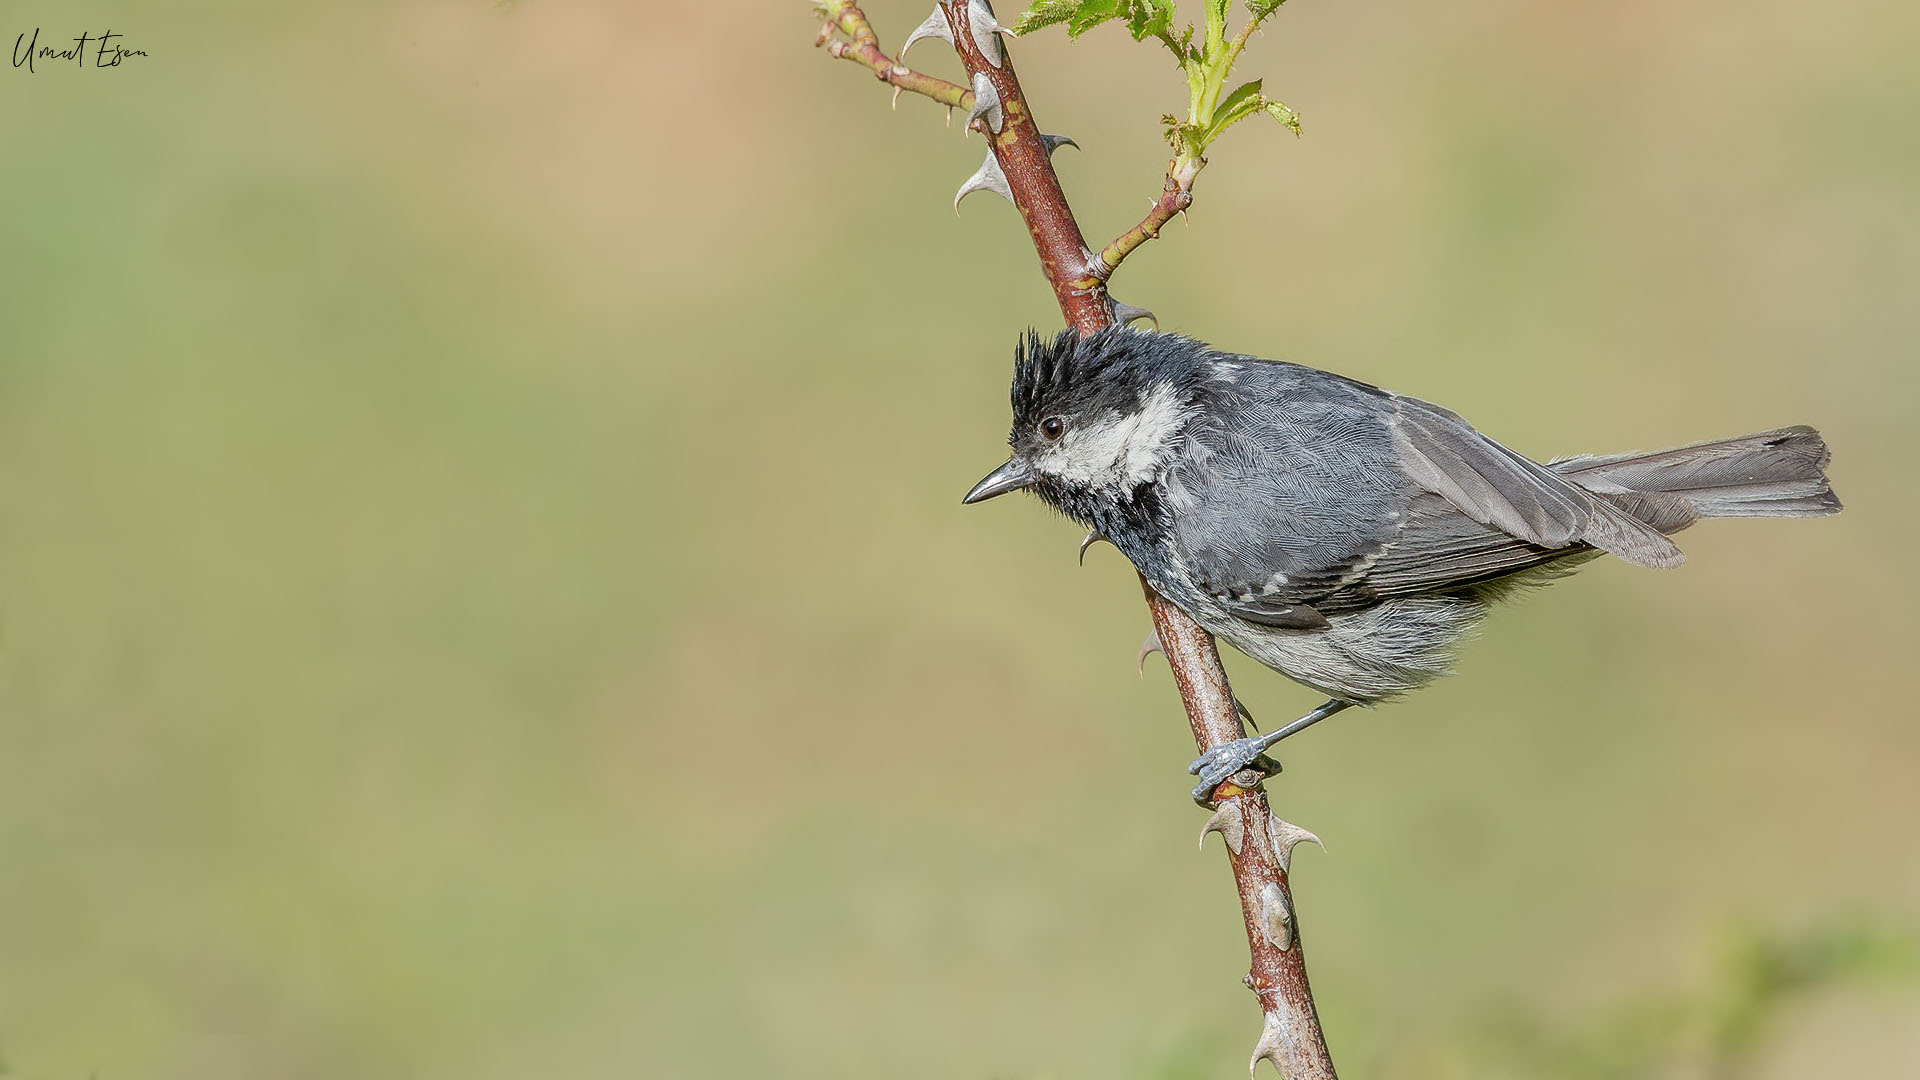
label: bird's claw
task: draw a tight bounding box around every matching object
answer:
[1187,740,1282,807]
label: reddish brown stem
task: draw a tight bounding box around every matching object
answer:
[821,5,1336,1076]
[1146,582,1337,1079]
[942,3,1108,332]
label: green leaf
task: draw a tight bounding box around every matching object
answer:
[1212,78,1265,126]
[1247,0,1288,19]
[1263,99,1302,135]
[1126,0,1175,41]
[1067,0,1127,38]
[1013,0,1130,37]
[1011,0,1081,34]
[1190,82,1300,151]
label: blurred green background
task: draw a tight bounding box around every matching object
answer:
[2,1,1916,1076]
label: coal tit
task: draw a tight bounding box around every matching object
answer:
[963,328,1840,802]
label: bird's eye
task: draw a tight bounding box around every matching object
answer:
[1040,416,1066,441]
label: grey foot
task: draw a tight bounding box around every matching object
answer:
[1184,699,1354,807]
[1187,741,1283,807]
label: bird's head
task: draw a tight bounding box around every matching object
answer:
[962,327,1204,510]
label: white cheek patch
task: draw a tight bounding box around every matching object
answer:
[1043,382,1189,487]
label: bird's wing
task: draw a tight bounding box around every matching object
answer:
[1166,366,1409,628]
[1389,396,1684,569]
[1310,493,1590,612]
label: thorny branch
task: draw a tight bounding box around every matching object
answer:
[815,3,1335,1077]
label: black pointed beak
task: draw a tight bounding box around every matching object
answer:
[962,459,1035,504]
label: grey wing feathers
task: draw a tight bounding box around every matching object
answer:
[1168,364,1405,628]
[1316,494,1588,611]
[1391,397,1686,569]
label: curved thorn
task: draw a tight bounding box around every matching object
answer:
[899,7,955,61]
[953,150,1012,212]
[964,72,1003,135]
[1077,529,1108,565]
[1109,297,1159,328]
[1266,813,1325,873]
[1137,628,1164,676]
[1234,696,1260,733]
[1250,1011,1288,1080]
[891,83,904,110]
[1040,133,1080,156]
[1198,803,1245,855]
[966,0,1008,66]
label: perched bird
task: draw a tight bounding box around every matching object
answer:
[963,328,1841,804]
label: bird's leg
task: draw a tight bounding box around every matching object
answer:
[1187,699,1352,807]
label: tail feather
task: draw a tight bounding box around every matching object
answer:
[1549,425,1841,528]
